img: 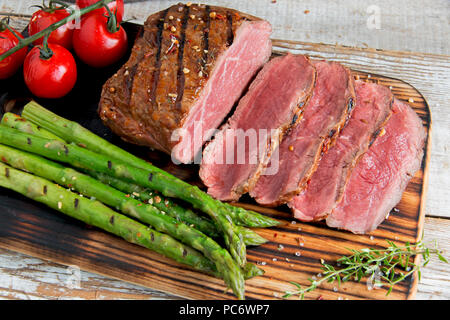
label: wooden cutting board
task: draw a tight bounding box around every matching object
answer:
[0,23,430,300]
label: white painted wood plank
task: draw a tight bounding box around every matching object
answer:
[0,248,172,300]
[1,0,449,55]
[416,217,450,300]
[124,0,450,56]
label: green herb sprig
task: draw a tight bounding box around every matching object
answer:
[283,240,447,299]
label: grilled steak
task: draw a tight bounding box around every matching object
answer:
[290,80,393,221]
[199,53,316,201]
[99,3,272,164]
[326,98,426,234]
[250,60,355,206]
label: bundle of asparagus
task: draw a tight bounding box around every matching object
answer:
[0,103,280,299]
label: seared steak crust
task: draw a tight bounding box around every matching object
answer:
[99,3,268,157]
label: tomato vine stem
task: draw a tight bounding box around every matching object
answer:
[29,0,69,14]
[103,3,119,34]
[0,0,115,62]
[39,33,54,60]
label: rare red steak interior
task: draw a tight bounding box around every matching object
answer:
[200,54,316,201]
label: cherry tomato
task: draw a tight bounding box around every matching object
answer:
[23,43,77,99]
[0,26,28,79]
[72,13,127,68]
[28,7,74,49]
[76,0,124,23]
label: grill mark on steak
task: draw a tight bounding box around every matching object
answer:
[227,11,234,45]
[151,5,190,132]
[150,8,169,106]
[124,27,145,105]
[125,65,139,105]
[175,5,190,110]
[202,5,211,72]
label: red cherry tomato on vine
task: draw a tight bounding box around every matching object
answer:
[28,6,74,49]
[23,43,77,99]
[0,26,28,79]
[76,0,124,23]
[72,13,127,68]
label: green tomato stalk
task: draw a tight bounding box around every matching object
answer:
[0,0,115,62]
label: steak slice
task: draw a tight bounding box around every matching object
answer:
[99,4,272,164]
[289,80,393,221]
[250,60,355,206]
[326,98,426,234]
[199,54,316,201]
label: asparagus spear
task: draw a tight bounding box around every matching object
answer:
[85,169,220,237]
[224,203,279,228]
[0,144,246,299]
[243,262,265,279]
[21,101,279,228]
[0,161,218,276]
[0,125,247,269]
[1,113,219,236]
[1,113,268,246]
[84,170,267,246]
[1,112,64,141]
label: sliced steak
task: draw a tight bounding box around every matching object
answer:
[326,98,426,234]
[250,60,355,206]
[99,4,272,164]
[290,80,393,221]
[199,54,316,201]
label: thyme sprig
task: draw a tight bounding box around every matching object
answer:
[283,240,448,299]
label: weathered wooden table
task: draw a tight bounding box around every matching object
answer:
[0,0,448,300]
